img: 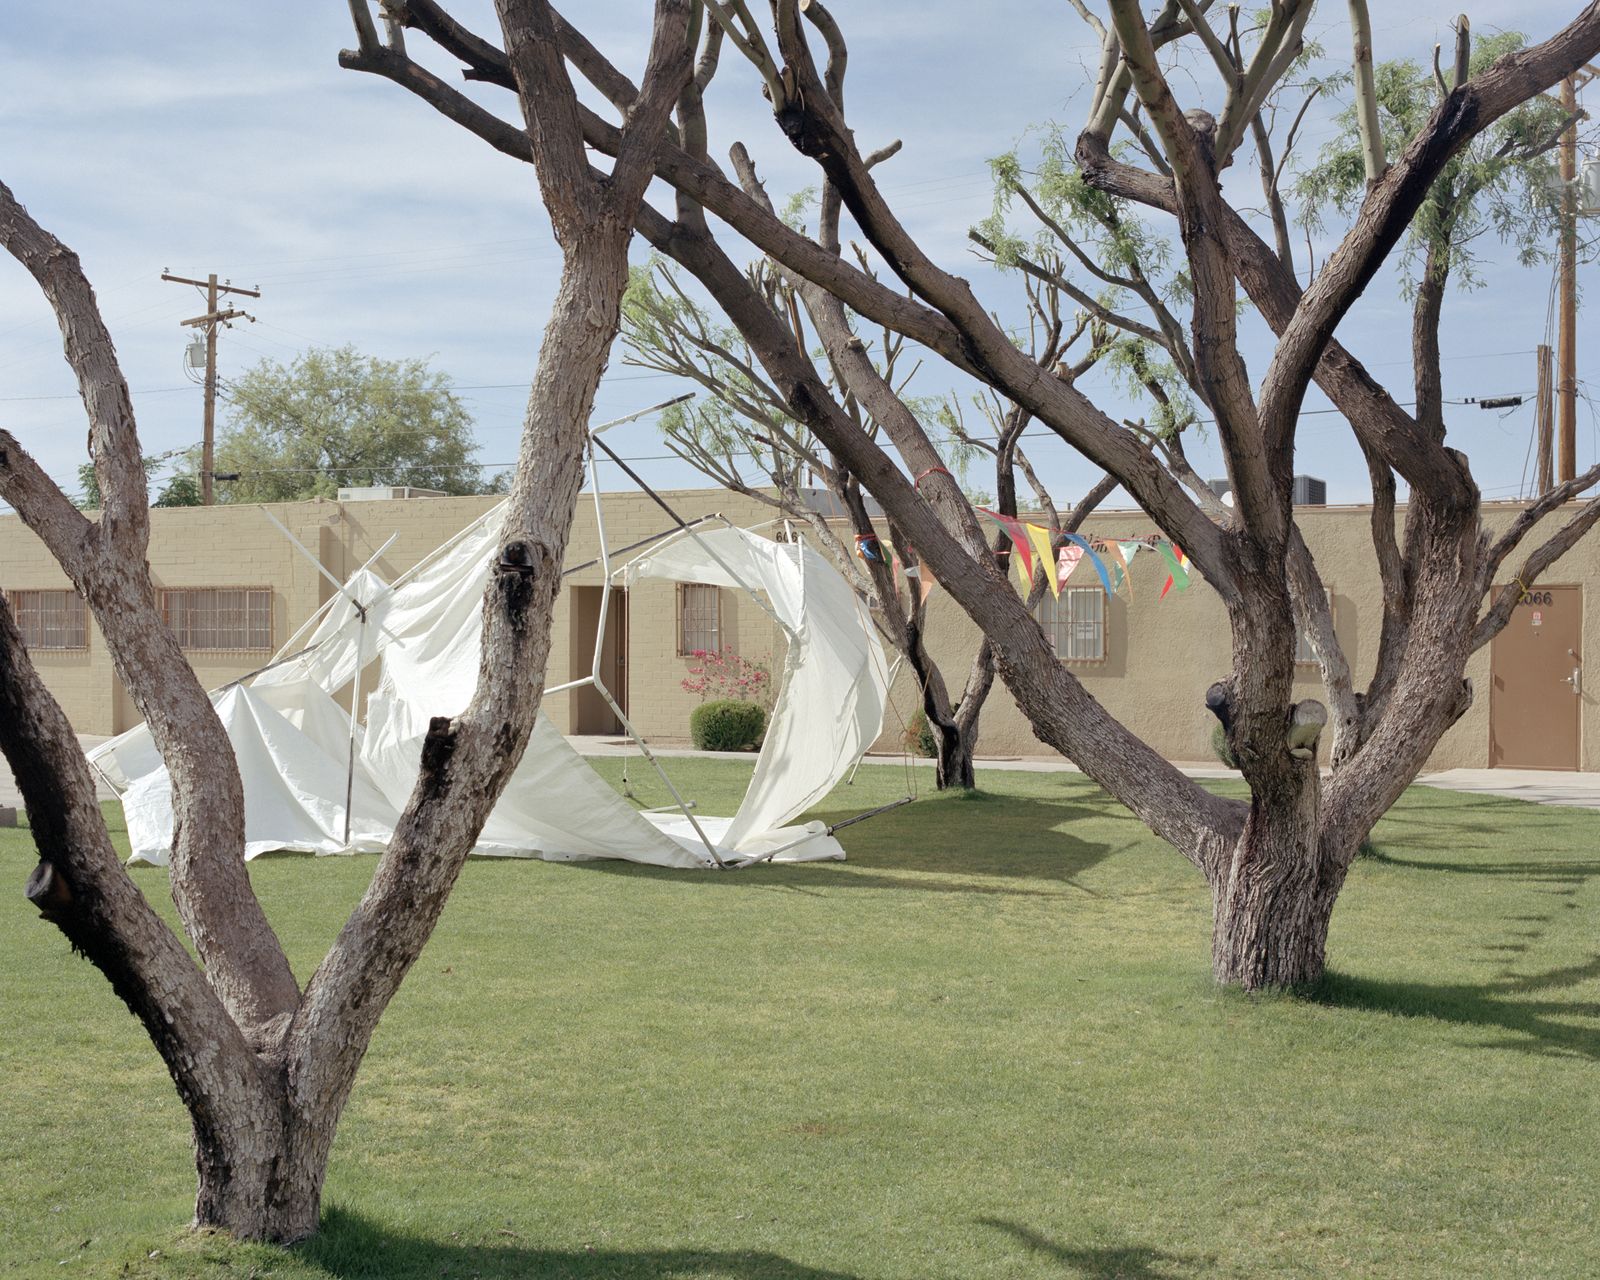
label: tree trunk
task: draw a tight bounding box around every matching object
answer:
[933,715,976,789]
[1209,826,1338,990]
[1210,863,1338,989]
[189,1103,327,1244]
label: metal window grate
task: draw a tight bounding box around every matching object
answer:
[677,582,721,655]
[6,589,88,650]
[1036,587,1105,662]
[160,587,273,651]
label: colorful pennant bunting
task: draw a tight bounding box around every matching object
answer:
[1061,533,1116,597]
[1156,541,1191,599]
[1098,538,1131,597]
[855,533,884,562]
[978,508,1034,584]
[1025,522,1060,597]
[966,512,1198,605]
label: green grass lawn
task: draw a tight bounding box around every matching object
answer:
[2,761,1598,1279]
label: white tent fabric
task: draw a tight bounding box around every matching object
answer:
[88,506,891,870]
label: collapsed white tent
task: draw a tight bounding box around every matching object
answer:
[89,503,893,869]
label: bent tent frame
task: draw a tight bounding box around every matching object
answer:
[90,399,912,870]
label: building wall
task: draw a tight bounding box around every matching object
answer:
[890,500,1600,770]
[3,492,1596,770]
[0,489,787,740]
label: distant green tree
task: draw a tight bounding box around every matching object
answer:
[214,345,486,502]
[1298,32,1568,290]
[76,457,203,509]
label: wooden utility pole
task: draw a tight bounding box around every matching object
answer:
[1536,343,1555,494]
[1558,75,1578,484]
[160,271,259,505]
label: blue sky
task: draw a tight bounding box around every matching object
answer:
[2,1,1597,513]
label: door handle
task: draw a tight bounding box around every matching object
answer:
[1564,667,1583,696]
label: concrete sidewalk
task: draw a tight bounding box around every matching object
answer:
[0,735,115,813]
[572,735,1600,808]
[1414,767,1600,809]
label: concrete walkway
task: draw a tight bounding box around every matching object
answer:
[1414,767,1600,810]
[0,735,115,813]
[6,733,1600,816]
[573,735,1600,808]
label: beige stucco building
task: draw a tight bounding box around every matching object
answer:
[1,489,1594,771]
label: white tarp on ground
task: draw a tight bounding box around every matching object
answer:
[88,507,890,869]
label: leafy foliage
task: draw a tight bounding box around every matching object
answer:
[905,707,938,759]
[75,455,202,510]
[687,698,766,751]
[680,646,774,709]
[977,129,1198,438]
[622,261,816,495]
[213,345,487,502]
[1297,33,1568,290]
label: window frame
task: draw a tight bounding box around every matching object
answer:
[676,582,723,657]
[1036,585,1107,664]
[4,588,89,651]
[158,586,274,653]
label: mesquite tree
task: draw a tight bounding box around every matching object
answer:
[354,0,1600,992]
[619,256,1117,788]
[0,0,690,1243]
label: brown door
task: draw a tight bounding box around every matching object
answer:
[1489,584,1582,769]
[568,585,627,735]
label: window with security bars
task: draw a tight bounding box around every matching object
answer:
[1035,587,1105,662]
[677,583,722,655]
[6,589,88,650]
[1295,588,1334,665]
[160,587,273,651]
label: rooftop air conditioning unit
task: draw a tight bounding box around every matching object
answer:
[1292,475,1327,506]
[336,485,448,502]
[801,485,882,519]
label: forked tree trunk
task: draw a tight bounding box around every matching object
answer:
[1,0,694,1245]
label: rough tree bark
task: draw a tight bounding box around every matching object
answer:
[354,0,1600,994]
[0,0,690,1241]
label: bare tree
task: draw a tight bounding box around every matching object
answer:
[0,0,690,1242]
[620,255,1116,787]
[352,0,1600,993]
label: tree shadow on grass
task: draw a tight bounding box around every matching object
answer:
[571,792,1157,899]
[1311,954,1600,1062]
[298,1206,861,1280]
[978,1218,1213,1278]
[1369,800,1599,855]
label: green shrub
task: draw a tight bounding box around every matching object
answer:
[905,708,938,758]
[690,699,767,752]
[1210,722,1239,770]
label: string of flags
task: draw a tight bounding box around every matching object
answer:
[851,512,1197,606]
[976,508,1193,601]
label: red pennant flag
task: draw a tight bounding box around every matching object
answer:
[979,508,1034,582]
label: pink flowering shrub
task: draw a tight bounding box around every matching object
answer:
[681,646,775,710]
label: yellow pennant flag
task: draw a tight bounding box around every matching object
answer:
[1013,544,1032,590]
[1025,523,1060,597]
